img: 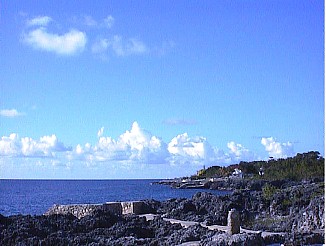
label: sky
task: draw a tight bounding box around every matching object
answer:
[0,1,324,179]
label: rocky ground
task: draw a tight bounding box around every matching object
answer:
[0,181,324,245]
[0,212,259,245]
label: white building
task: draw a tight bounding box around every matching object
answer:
[231,168,243,179]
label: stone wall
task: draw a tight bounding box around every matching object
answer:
[45,201,147,219]
[121,201,144,215]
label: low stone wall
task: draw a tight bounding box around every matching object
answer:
[45,201,147,219]
[121,201,144,215]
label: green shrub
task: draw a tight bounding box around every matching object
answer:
[281,199,291,207]
[262,183,279,200]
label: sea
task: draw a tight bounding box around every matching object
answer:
[0,179,230,216]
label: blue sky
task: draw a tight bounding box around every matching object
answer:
[0,1,324,179]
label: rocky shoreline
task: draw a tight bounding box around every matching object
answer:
[154,176,324,191]
[0,181,324,245]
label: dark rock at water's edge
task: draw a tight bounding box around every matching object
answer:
[0,181,324,245]
[0,211,224,245]
[0,212,275,246]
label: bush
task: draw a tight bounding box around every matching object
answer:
[262,183,279,200]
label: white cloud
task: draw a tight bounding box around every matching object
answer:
[27,16,52,26]
[83,15,97,27]
[103,15,115,28]
[22,14,173,59]
[167,133,220,166]
[119,122,169,163]
[92,35,148,57]
[3,123,298,178]
[23,27,87,55]
[97,127,104,138]
[91,38,109,54]
[0,133,71,158]
[0,134,20,156]
[167,134,256,166]
[261,137,294,159]
[77,15,113,28]
[168,133,213,159]
[0,109,25,117]
[68,123,260,167]
[71,122,169,164]
[227,141,255,161]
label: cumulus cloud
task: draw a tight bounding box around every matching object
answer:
[0,134,20,156]
[167,134,256,166]
[67,122,260,168]
[168,133,213,159]
[23,16,87,55]
[26,16,52,26]
[261,137,294,159]
[97,127,104,138]
[23,27,87,55]
[71,122,169,164]
[2,123,294,176]
[0,109,25,117]
[92,35,148,57]
[167,133,223,166]
[227,141,255,161]
[0,133,71,158]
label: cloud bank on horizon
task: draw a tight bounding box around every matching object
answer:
[0,121,296,178]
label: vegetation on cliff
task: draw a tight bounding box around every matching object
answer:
[196,151,324,181]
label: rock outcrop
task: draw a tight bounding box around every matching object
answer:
[157,181,324,244]
[44,201,154,219]
[44,203,122,219]
[292,196,325,233]
[0,181,324,245]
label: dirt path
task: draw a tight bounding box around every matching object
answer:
[139,214,287,239]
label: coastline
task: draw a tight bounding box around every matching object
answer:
[0,179,227,217]
[0,180,324,245]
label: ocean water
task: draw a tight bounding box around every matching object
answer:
[0,179,230,216]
